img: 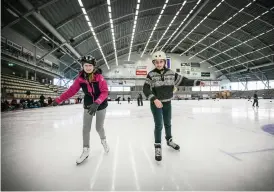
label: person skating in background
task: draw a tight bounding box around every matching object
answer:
[48,97,53,105]
[128,97,131,104]
[40,94,45,107]
[252,91,259,107]
[143,51,205,161]
[52,56,110,165]
[137,93,143,106]
[117,96,121,104]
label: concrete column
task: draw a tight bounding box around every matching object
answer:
[34,46,37,66]
[34,71,37,81]
[26,70,29,79]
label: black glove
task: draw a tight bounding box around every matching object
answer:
[87,102,100,116]
[52,100,58,106]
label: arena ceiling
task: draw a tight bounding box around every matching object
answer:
[2,0,274,82]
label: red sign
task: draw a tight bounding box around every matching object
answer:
[136,70,147,75]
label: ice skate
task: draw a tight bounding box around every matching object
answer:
[167,138,180,151]
[154,143,162,161]
[76,147,90,165]
[101,139,110,153]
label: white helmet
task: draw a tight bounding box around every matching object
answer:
[152,51,166,61]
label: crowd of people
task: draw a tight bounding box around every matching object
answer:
[1,94,84,112]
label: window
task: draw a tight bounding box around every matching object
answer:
[192,86,200,91]
[110,87,123,91]
[256,81,266,90]
[211,86,219,91]
[109,86,131,92]
[230,82,239,90]
[201,86,210,91]
[238,82,245,90]
[269,80,274,89]
[123,87,130,91]
[247,81,257,90]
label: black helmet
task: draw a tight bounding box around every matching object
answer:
[79,55,96,66]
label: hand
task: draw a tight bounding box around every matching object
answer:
[87,102,100,116]
[200,81,205,87]
[154,99,163,108]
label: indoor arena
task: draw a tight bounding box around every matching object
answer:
[1,0,274,191]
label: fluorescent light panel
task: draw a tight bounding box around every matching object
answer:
[77,1,109,69]
[151,0,187,54]
[141,0,169,57]
[78,0,83,7]
[82,8,87,14]
[209,44,274,68]
[192,5,273,61]
[160,0,202,51]
[215,53,274,72]
[171,0,225,53]
[128,0,141,61]
[107,1,118,66]
[185,0,254,58]
[202,28,273,63]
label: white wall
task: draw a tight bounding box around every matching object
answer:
[102,53,223,82]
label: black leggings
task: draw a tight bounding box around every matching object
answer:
[253,99,259,107]
[150,101,172,143]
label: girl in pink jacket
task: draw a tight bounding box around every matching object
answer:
[54,56,109,165]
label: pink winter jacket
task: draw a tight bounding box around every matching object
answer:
[55,71,108,108]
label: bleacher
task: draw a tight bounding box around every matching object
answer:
[57,86,84,100]
[1,73,58,100]
[1,74,84,102]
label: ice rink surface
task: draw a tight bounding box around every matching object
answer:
[1,99,274,191]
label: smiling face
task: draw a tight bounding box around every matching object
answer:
[83,63,94,73]
[153,59,166,70]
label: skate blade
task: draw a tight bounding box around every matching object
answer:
[76,156,89,165]
[155,160,162,166]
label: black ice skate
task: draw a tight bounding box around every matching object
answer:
[167,138,180,150]
[154,143,162,161]
[76,147,89,165]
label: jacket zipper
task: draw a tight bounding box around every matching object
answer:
[86,80,95,103]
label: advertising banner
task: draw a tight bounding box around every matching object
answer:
[136,70,147,76]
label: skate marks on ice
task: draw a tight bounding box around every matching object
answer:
[142,143,194,191]
[89,150,105,189]
[87,136,119,191]
[111,136,119,191]
[219,148,274,161]
[129,142,141,191]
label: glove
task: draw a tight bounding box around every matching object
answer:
[87,102,100,116]
[52,100,58,106]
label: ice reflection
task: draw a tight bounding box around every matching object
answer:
[106,110,131,117]
[192,107,221,113]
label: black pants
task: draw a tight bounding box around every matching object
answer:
[253,99,259,107]
[150,101,172,143]
[137,99,143,106]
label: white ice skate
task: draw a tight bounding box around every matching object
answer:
[101,139,110,153]
[76,147,90,165]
